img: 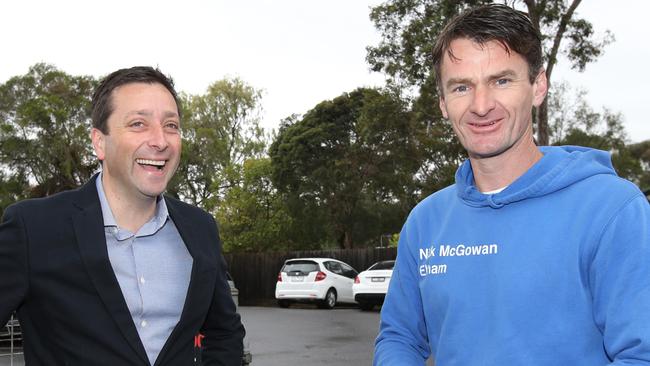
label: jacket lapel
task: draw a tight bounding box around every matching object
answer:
[154,198,214,365]
[71,175,150,365]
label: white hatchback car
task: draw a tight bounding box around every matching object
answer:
[275,258,358,309]
[353,260,395,310]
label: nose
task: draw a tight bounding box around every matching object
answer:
[469,85,495,116]
[148,123,169,151]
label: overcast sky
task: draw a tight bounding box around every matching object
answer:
[2,0,648,143]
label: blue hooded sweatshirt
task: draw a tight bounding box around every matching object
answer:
[374,146,650,365]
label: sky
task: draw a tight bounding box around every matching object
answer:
[1,0,648,143]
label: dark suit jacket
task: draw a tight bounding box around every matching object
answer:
[0,175,245,365]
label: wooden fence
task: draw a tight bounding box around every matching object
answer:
[224,247,397,306]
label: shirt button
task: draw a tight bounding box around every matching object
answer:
[140,276,145,284]
[141,320,147,327]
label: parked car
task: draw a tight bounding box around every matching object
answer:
[275,258,358,309]
[353,260,395,310]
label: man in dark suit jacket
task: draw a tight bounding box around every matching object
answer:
[0,66,245,365]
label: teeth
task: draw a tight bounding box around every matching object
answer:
[472,121,496,126]
[136,159,165,166]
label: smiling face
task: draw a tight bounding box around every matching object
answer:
[438,38,547,160]
[91,82,181,203]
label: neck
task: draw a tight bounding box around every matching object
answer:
[469,137,542,193]
[101,177,157,233]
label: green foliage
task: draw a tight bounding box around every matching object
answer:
[548,82,644,184]
[0,171,29,218]
[367,0,491,90]
[389,233,400,248]
[169,78,266,213]
[0,63,98,215]
[270,88,420,249]
[628,141,650,193]
[216,158,294,252]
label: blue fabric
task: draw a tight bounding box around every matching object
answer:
[375,146,650,365]
[96,174,193,365]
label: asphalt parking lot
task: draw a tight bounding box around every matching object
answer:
[240,305,380,365]
[239,305,435,366]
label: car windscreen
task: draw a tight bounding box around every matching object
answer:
[282,260,320,275]
[368,260,395,271]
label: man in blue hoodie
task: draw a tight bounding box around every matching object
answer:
[374,4,650,365]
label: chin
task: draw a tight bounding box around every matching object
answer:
[137,185,167,198]
[468,146,508,159]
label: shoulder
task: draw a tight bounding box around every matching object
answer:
[575,173,645,208]
[410,184,458,217]
[398,184,458,240]
[4,187,85,220]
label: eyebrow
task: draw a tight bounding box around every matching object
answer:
[488,69,518,81]
[445,77,473,90]
[444,69,519,90]
[124,110,179,119]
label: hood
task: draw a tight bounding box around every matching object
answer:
[456,146,617,208]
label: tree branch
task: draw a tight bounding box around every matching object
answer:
[522,0,539,30]
[545,0,582,84]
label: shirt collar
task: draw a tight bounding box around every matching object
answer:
[95,172,170,234]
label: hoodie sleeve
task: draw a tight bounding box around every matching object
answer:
[589,194,650,364]
[374,220,431,365]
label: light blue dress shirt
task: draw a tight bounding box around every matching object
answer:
[96,174,193,365]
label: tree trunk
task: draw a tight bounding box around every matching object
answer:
[525,0,582,146]
[342,231,353,249]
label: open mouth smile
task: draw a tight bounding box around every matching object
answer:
[469,118,501,127]
[136,158,166,170]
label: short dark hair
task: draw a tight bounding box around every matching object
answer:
[432,4,543,93]
[91,66,180,134]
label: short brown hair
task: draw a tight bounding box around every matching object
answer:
[432,4,543,93]
[91,66,180,134]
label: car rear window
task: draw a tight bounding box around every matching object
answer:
[282,260,320,274]
[368,260,395,271]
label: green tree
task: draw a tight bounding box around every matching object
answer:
[0,63,97,215]
[367,0,613,145]
[548,82,644,184]
[216,158,294,252]
[169,78,266,213]
[269,88,420,249]
[628,140,650,194]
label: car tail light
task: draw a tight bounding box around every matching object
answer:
[315,271,327,281]
[354,276,360,284]
[277,272,282,282]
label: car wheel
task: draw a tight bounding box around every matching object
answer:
[359,301,375,311]
[318,289,337,309]
[278,299,291,308]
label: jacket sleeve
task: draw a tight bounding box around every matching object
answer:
[200,216,246,366]
[0,204,29,326]
[590,195,650,364]
[374,220,430,365]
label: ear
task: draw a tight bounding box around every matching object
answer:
[91,128,106,161]
[532,69,548,107]
[439,96,449,119]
